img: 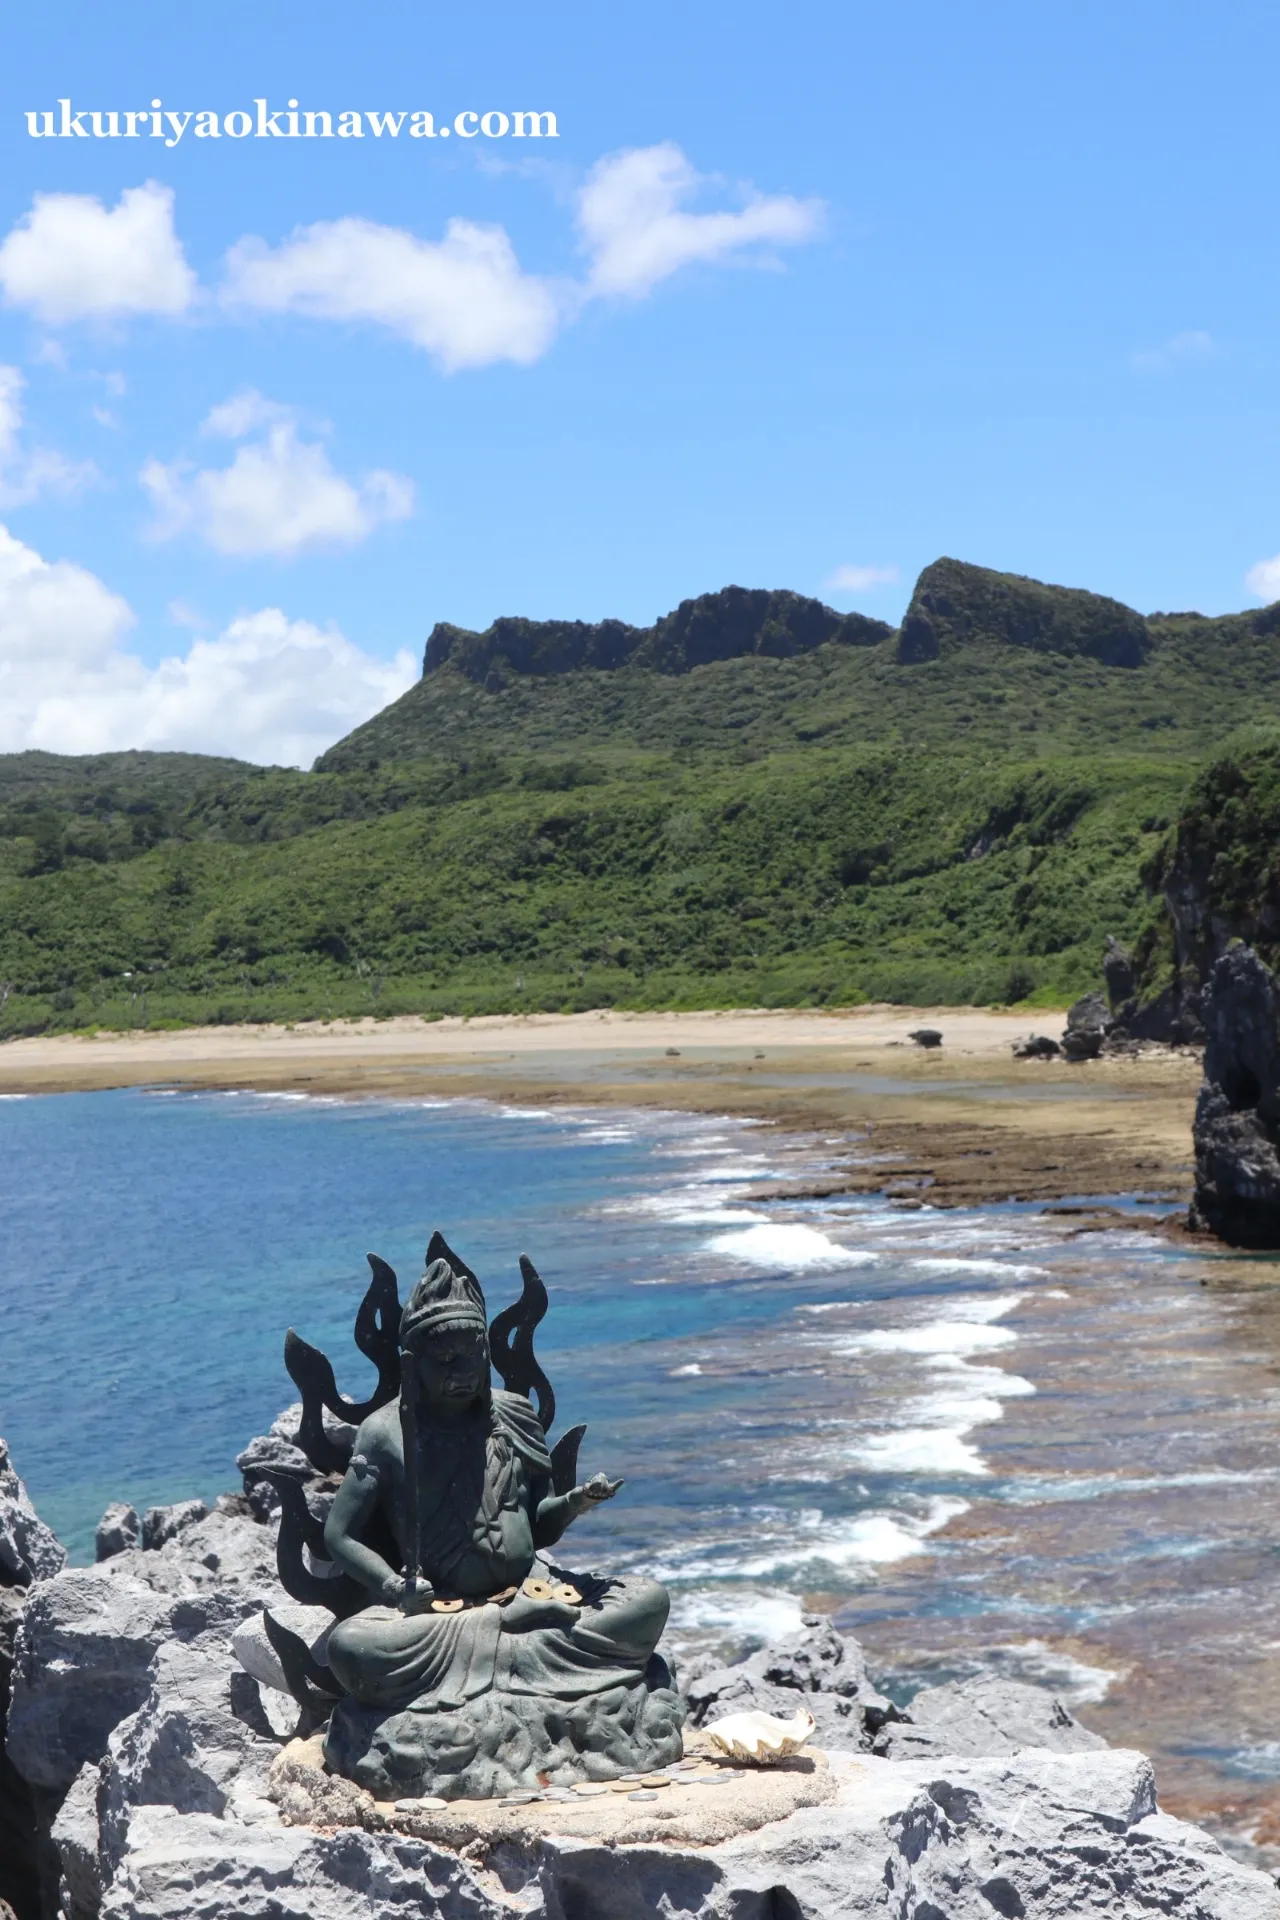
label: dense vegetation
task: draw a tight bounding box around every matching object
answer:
[3,557,1278,1038]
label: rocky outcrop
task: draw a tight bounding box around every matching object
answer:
[0,1442,67,1920]
[874,1673,1106,1759]
[1191,944,1280,1245]
[684,1614,895,1750]
[420,587,892,687]
[7,1469,1277,1917]
[1061,989,1109,1060]
[0,1444,65,1590]
[896,558,1150,668]
[87,1750,1280,1920]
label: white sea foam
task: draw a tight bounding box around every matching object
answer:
[850,1427,990,1475]
[671,1363,703,1377]
[666,1586,806,1648]
[650,1495,969,1586]
[911,1257,1050,1280]
[840,1317,1019,1358]
[706,1223,875,1270]
[984,1640,1120,1706]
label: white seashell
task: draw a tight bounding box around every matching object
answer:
[702,1707,816,1764]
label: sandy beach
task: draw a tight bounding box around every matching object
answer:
[0,1006,1202,1209]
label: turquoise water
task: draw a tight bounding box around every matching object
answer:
[4,1084,1280,1842]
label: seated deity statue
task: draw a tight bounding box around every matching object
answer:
[258,1234,684,1801]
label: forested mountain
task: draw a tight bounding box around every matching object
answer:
[2,558,1277,1037]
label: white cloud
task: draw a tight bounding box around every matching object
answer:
[223,216,559,371]
[577,143,822,299]
[0,182,196,323]
[0,521,417,766]
[1130,330,1214,374]
[825,563,899,594]
[0,363,96,505]
[141,402,414,558]
[1246,556,1280,604]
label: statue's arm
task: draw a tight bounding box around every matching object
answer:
[533,1471,624,1547]
[323,1452,412,1605]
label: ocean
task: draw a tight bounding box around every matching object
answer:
[3,1085,1280,1846]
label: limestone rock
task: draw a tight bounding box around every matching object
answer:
[51,1760,103,1920]
[0,1436,65,1587]
[140,1499,208,1552]
[94,1748,1280,1920]
[231,1602,334,1696]
[94,1505,140,1564]
[6,1569,176,1792]
[1061,990,1109,1061]
[1013,1034,1061,1060]
[1192,944,1280,1245]
[96,1635,279,1877]
[1103,935,1137,1010]
[684,1613,894,1750]
[874,1673,1107,1759]
[6,1542,276,1795]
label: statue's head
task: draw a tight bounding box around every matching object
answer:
[399,1256,490,1407]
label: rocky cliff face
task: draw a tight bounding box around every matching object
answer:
[1191,944,1280,1245]
[423,585,892,687]
[896,557,1151,668]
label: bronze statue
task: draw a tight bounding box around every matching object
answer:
[260,1234,683,1801]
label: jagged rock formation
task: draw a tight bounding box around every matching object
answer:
[6,1445,1280,1916]
[683,1614,896,1749]
[896,557,1151,668]
[422,586,892,687]
[0,1441,66,1920]
[1190,944,1280,1245]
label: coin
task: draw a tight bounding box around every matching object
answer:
[640,1775,671,1789]
[499,1792,539,1806]
[521,1577,553,1601]
[551,1583,583,1604]
[571,1782,608,1796]
[627,1790,660,1802]
[430,1597,465,1613]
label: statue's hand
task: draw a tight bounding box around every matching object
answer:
[569,1472,624,1515]
[380,1572,434,1614]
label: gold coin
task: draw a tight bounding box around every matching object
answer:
[522,1578,553,1601]
[640,1775,670,1789]
[551,1583,582,1605]
[430,1597,465,1613]
[493,1586,519,1605]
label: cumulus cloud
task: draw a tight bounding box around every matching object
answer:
[222,216,559,371]
[220,143,820,365]
[825,563,899,594]
[0,364,96,505]
[1246,555,1280,604]
[0,182,196,323]
[577,143,822,299]
[1130,329,1214,374]
[140,394,414,557]
[0,521,417,765]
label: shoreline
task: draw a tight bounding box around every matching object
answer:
[0,1005,1202,1211]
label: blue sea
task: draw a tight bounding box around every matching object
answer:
[4,1085,1280,1840]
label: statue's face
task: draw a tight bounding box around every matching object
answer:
[414,1325,489,1406]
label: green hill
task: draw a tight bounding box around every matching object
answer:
[2,558,1279,1038]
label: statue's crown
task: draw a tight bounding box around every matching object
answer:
[400,1255,487,1349]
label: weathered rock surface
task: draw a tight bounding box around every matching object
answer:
[1191,944,1280,1245]
[684,1614,895,1750]
[875,1673,1107,1759]
[0,1440,65,1920]
[0,1440,65,1589]
[139,1500,208,1553]
[6,1507,281,1795]
[92,1508,138,1566]
[92,1749,1280,1920]
[1061,989,1109,1060]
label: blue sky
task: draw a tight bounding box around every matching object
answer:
[0,0,1276,763]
